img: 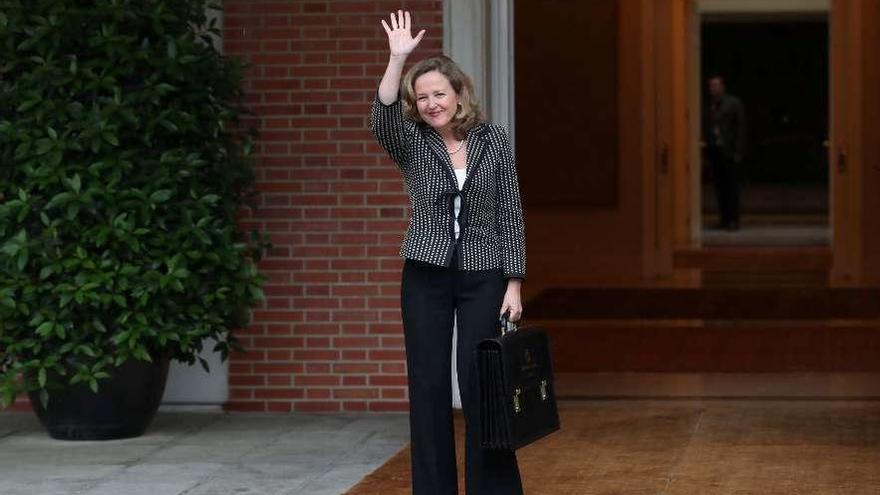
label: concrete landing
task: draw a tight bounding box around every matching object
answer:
[0,411,409,495]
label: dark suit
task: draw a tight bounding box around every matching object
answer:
[704,93,747,227]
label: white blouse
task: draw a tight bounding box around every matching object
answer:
[453,167,467,239]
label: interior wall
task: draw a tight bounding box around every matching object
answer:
[860,0,880,283]
[514,0,619,208]
[515,0,651,288]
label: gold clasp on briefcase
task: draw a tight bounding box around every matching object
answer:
[513,388,522,414]
[540,380,549,401]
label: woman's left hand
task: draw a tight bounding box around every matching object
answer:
[500,279,523,322]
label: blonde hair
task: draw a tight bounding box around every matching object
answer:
[401,56,484,140]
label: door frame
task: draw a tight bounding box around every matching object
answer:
[828,0,865,284]
[443,0,516,139]
[654,0,866,284]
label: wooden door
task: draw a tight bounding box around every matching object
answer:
[650,0,693,280]
[648,0,699,283]
[829,0,864,284]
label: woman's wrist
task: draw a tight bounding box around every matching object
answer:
[389,53,408,64]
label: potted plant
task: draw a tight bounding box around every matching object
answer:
[0,0,268,439]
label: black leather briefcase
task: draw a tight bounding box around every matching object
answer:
[477,316,560,450]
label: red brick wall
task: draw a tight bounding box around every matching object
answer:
[223,1,444,412]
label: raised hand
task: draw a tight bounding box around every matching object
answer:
[381,10,425,58]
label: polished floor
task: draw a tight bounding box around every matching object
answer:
[702,183,829,246]
[346,400,880,494]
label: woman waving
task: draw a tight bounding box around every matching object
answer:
[370,10,526,495]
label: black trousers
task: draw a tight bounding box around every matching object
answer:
[401,252,523,495]
[707,147,741,226]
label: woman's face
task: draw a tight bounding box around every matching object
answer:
[414,70,460,133]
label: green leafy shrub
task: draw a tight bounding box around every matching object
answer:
[0,0,269,407]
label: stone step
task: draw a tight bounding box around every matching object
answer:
[526,287,880,320]
[674,246,832,272]
[554,372,880,399]
[536,320,880,373]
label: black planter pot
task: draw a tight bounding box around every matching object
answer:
[27,357,171,441]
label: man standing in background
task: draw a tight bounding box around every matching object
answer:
[705,75,747,231]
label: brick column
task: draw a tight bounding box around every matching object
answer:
[223,1,444,412]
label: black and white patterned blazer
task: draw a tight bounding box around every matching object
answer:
[370,97,526,280]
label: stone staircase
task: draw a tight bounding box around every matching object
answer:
[527,247,880,397]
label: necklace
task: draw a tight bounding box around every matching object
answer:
[447,139,466,155]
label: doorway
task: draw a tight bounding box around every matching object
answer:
[697,7,830,247]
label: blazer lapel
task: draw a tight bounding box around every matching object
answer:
[423,126,458,187]
[423,124,490,192]
[462,125,489,192]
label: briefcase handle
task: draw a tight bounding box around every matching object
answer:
[499,312,519,335]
